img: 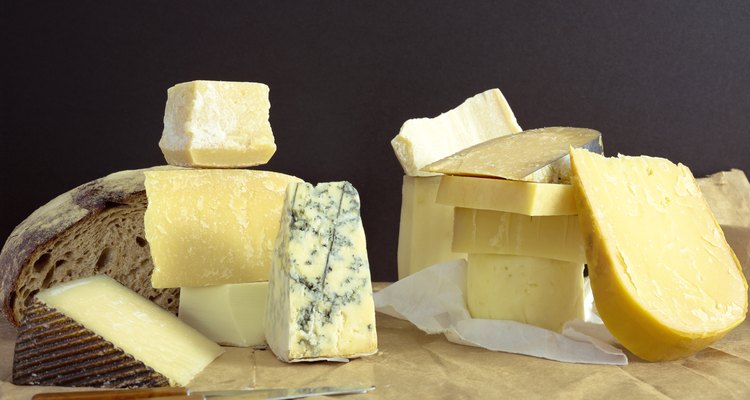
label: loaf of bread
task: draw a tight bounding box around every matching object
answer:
[0,167,180,326]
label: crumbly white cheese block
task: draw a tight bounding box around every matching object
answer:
[571,149,748,361]
[437,175,577,216]
[467,254,585,332]
[424,127,602,183]
[35,276,224,386]
[391,89,522,177]
[179,282,268,347]
[265,181,378,362]
[453,208,585,263]
[159,80,277,167]
[145,169,302,288]
[397,176,466,278]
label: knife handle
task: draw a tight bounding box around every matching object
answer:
[31,386,189,400]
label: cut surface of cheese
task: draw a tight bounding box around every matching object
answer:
[453,208,585,263]
[424,127,602,183]
[391,88,521,177]
[437,175,577,216]
[571,148,748,361]
[265,181,378,362]
[159,80,277,167]
[466,254,585,332]
[33,276,224,386]
[145,169,301,288]
[397,176,465,278]
[179,282,268,347]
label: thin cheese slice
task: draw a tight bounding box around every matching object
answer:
[437,175,577,216]
[391,89,522,177]
[571,148,748,361]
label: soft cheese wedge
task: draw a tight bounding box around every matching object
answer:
[571,148,748,361]
[14,276,223,387]
[391,88,521,177]
[265,181,378,362]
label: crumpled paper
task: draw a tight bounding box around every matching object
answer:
[374,258,627,365]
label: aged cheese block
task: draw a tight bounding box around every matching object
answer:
[159,80,277,168]
[391,88,522,177]
[467,254,585,332]
[265,181,378,362]
[453,208,585,263]
[179,282,268,347]
[424,127,602,183]
[15,276,223,387]
[397,176,466,279]
[145,169,302,288]
[437,175,577,216]
[571,148,748,361]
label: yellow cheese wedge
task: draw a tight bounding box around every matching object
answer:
[453,208,585,263]
[159,81,277,167]
[437,175,577,216]
[179,282,268,347]
[145,169,302,288]
[36,276,224,386]
[397,176,466,278]
[571,149,748,361]
[466,254,585,332]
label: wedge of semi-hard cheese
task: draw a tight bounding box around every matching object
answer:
[437,175,577,216]
[391,88,522,177]
[145,169,302,288]
[265,181,378,362]
[424,127,602,183]
[13,276,223,387]
[159,80,277,168]
[570,148,748,361]
[397,176,466,278]
[179,282,268,347]
[453,208,585,263]
[467,254,585,332]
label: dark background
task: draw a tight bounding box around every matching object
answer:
[2,1,749,281]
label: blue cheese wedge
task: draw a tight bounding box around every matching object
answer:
[265,181,378,362]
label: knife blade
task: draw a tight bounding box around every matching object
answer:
[31,385,375,400]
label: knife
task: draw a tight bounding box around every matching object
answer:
[31,385,375,400]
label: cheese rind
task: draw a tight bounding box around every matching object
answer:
[571,149,748,361]
[145,169,301,288]
[437,175,577,216]
[397,176,466,278]
[179,282,268,347]
[391,89,522,177]
[35,276,224,386]
[265,181,378,362]
[453,208,585,263]
[466,254,585,332]
[159,80,277,168]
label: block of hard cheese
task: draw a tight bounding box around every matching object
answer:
[437,175,577,216]
[13,276,223,387]
[453,208,585,263]
[159,81,277,167]
[179,282,268,347]
[571,148,748,361]
[397,176,466,278]
[391,88,522,177]
[145,169,301,288]
[424,127,602,183]
[466,254,585,332]
[265,181,378,362]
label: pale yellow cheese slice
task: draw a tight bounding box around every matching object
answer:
[36,276,224,386]
[145,169,302,288]
[436,175,577,216]
[571,148,748,361]
[159,80,277,168]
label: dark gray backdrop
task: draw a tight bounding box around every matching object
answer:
[3,1,749,281]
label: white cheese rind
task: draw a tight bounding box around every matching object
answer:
[265,181,378,362]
